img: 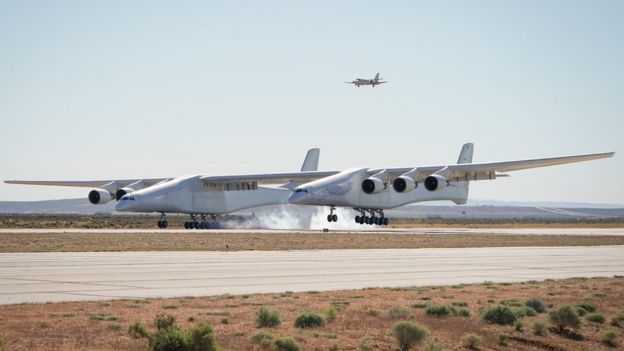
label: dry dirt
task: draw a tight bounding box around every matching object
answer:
[0,277,622,350]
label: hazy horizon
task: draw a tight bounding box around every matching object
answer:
[1,1,622,204]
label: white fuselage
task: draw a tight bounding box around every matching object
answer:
[115,175,289,214]
[288,168,469,209]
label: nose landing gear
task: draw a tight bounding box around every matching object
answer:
[157,213,168,228]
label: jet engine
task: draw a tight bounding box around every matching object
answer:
[424,174,447,191]
[392,176,417,193]
[88,189,114,204]
[115,188,134,201]
[361,177,385,194]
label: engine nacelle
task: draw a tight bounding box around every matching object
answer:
[115,187,135,201]
[88,189,114,205]
[392,176,417,193]
[424,174,447,192]
[361,177,385,194]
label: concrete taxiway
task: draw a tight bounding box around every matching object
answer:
[1,245,622,304]
[1,227,623,235]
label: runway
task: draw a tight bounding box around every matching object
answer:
[1,227,623,235]
[1,245,622,304]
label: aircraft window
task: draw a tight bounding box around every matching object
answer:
[294,189,309,193]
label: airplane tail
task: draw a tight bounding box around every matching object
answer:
[300,148,320,171]
[453,143,473,204]
[374,73,380,80]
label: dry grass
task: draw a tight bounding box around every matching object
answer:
[0,277,622,350]
[0,232,623,252]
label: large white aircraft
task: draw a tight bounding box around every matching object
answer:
[287,144,614,225]
[345,73,387,87]
[5,149,338,229]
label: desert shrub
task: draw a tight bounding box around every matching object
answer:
[500,299,523,307]
[391,321,429,351]
[611,311,624,326]
[365,308,379,316]
[325,307,337,322]
[457,308,470,317]
[602,330,618,347]
[89,312,117,321]
[186,323,216,351]
[587,313,606,324]
[163,304,178,310]
[107,323,122,332]
[461,333,481,349]
[498,332,508,345]
[533,320,547,335]
[514,306,538,317]
[410,303,428,309]
[483,305,517,325]
[359,336,373,351]
[388,306,413,320]
[273,337,300,351]
[149,327,187,351]
[425,305,452,317]
[251,331,274,343]
[515,320,524,332]
[129,321,150,339]
[0,337,4,348]
[155,313,176,330]
[549,305,581,331]
[294,311,325,328]
[452,301,468,307]
[525,298,546,313]
[577,303,596,312]
[256,307,281,328]
[577,306,588,316]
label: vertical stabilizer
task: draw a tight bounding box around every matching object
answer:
[300,148,320,171]
[374,73,380,80]
[457,143,474,164]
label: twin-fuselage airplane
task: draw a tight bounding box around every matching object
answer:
[5,144,614,228]
[345,73,387,87]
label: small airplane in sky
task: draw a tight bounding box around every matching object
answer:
[345,73,387,87]
[288,144,614,225]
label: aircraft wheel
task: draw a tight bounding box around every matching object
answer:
[162,220,168,228]
[183,222,189,229]
[199,222,206,229]
[383,218,389,226]
[332,214,338,222]
[327,214,332,222]
[355,216,360,224]
[193,221,199,229]
[157,220,162,228]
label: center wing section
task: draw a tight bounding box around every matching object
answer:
[199,171,339,188]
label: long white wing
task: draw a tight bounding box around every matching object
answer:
[372,152,615,181]
[4,178,168,188]
[199,171,339,185]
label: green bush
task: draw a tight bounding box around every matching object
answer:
[255,307,281,328]
[457,308,470,317]
[294,311,325,328]
[251,331,274,343]
[514,320,524,332]
[325,307,337,322]
[273,337,300,351]
[149,327,187,351]
[602,330,618,347]
[365,309,379,316]
[577,303,596,312]
[549,305,581,331]
[186,323,216,351]
[461,333,481,349]
[500,299,523,307]
[387,306,413,320]
[155,313,176,330]
[533,320,547,335]
[391,321,429,351]
[514,306,538,317]
[0,337,5,348]
[576,306,588,316]
[359,336,373,351]
[425,305,452,317]
[128,321,150,339]
[587,313,606,324]
[525,298,547,313]
[483,305,517,325]
[498,332,508,345]
[422,341,448,351]
[611,311,624,327]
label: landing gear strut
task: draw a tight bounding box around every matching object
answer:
[326,206,338,222]
[354,209,389,226]
[183,214,222,230]
[157,213,168,228]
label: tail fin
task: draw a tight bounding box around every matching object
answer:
[374,73,380,80]
[300,148,320,171]
[453,143,473,204]
[457,143,474,164]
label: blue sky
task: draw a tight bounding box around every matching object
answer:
[0,1,622,204]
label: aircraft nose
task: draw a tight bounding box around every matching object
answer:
[288,189,310,204]
[115,195,138,212]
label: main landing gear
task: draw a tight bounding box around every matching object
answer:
[326,206,338,222]
[157,213,168,228]
[354,209,389,226]
[183,214,222,230]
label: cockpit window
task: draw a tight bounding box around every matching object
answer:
[121,196,136,201]
[294,189,309,193]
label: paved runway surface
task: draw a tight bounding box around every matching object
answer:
[1,227,623,235]
[1,245,622,304]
